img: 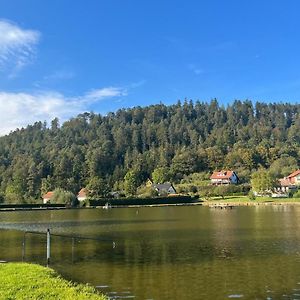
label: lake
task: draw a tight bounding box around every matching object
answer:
[1,205,300,299]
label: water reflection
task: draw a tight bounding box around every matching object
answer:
[1,206,300,299]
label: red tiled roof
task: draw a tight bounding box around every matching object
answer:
[78,188,87,198]
[43,191,54,199]
[210,171,234,179]
[279,178,292,187]
[287,170,300,178]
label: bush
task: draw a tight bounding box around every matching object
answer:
[51,188,79,207]
[293,190,300,198]
[248,190,256,201]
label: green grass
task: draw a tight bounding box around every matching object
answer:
[0,262,107,300]
[203,195,300,203]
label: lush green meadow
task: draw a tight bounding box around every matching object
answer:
[0,263,107,300]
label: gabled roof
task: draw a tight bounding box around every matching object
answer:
[287,170,300,178]
[279,178,292,187]
[43,191,54,199]
[210,171,235,180]
[152,183,175,192]
[78,188,87,198]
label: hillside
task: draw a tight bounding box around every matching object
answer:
[0,99,300,203]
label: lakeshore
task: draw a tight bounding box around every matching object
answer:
[2,196,300,211]
[0,262,107,300]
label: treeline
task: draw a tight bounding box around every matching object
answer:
[0,99,300,203]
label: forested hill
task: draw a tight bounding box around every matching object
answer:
[1,99,300,203]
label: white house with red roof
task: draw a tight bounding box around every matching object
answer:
[42,191,54,204]
[77,188,88,201]
[278,170,300,192]
[210,170,239,185]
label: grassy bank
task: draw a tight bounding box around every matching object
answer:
[202,195,300,205]
[0,262,107,300]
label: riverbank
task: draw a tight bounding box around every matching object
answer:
[0,262,107,300]
[202,196,300,207]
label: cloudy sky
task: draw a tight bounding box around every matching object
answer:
[0,1,300,135]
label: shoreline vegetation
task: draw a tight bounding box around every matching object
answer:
[1,196,300,211]
[0,262,107,300]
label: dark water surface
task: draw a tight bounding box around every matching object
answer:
[1,205,300,299]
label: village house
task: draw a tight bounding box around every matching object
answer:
[77,188,88,201]
[210,170,239,185]
[278,170,300,192]
[152,183,177,196]
[42,191,54,204]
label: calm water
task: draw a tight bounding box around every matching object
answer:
[1,206,300,299]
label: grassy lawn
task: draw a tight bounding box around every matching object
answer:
[202,195,300,204]
[0,262,107,300]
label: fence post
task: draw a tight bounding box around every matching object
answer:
[46,228,51,266]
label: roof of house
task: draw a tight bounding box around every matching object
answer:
[43,191,54,199]
[279,178,292,187]
[287,170,300,178]
[78,188,87,198]
[152,183,175,191]
[210,171,236,180]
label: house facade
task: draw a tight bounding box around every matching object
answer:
[77,188,88,201]
[278,170,300,192]
[42,191,54,204]
[210,171,239,185]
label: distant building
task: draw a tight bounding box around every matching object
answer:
[152,183,176,195]
[278,170,300,192]
[42,191,54,204]
[77,188,88,201]
[210,171,239,185]
[285,170,300,185]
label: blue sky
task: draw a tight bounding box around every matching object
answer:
[0,0,300,134]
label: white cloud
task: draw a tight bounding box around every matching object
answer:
[0,86,126,135]
[85,87,127,100]
[0,20,40,75]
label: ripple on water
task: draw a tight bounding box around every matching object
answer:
[228,295,244,298]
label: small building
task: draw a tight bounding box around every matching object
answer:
[278,170,300,192]
[210,170,239,185]
[285,170,300,185]
[77,188,88,201]
[42,191,54,204]
[152,183,176,196]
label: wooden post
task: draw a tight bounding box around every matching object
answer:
[46,229,51,266]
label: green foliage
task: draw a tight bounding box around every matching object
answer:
[0,263,107,299]
[124,170,140,196]
[269,156,298,178]
[251,169,277,195]
[152,167,171,183]
[293,190,300,198]
[87,176,109,199]
[248,190,256,201]
[1,101,300,203]
[136,185,159,198]
[51,188,78,207]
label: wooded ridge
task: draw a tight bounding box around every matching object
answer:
[0,99,299,203]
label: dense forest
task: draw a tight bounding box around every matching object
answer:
[1,99,300,203]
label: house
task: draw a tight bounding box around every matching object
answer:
[285,170,300,185]
[42,191,54,204]
[77,188,88,201]
[210,170,239,185]
[278,170,300,192]
[152,183,176,196]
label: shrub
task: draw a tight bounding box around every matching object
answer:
[293,190,300,198]
[248,190,256,201]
